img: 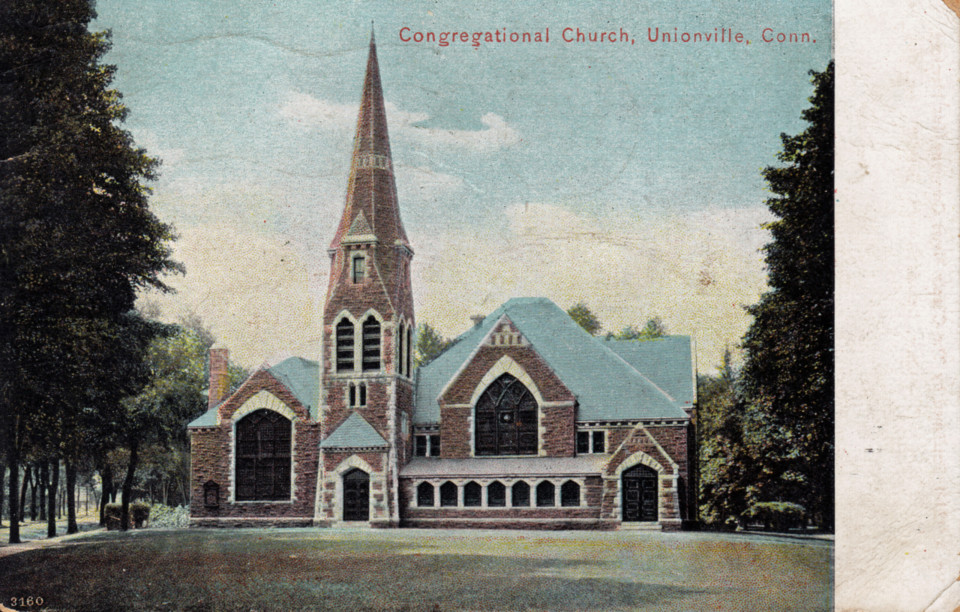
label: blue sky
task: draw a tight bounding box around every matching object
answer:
[93,0,832,370]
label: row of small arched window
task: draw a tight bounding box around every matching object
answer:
[415,480,581,508]
[335,316,412,376]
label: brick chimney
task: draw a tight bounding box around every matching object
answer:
[208,347,230,408]
[470,315,485,326]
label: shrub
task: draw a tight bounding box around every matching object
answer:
[740,501,806,531]
[104,502,151,530]
[148,504,190,529]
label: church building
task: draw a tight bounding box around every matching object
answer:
[188,35,698,531]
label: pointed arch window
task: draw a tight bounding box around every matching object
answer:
[362,316,381,371]
[336,319,355,372]
[475,373,538,456]
[398,323,406,377]
[406,326,413,376]
[235,409,291,501]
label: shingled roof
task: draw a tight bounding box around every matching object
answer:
[320,411,389,449]
[413,298,693,424]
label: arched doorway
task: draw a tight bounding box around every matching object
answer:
[622,464,658,522]
[342,468,369,521]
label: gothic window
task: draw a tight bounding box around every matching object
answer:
[362,316,381,371]
[561,481,580,507]
[235,409,291,501]
[440,481,458,507]
[536,481,556,507]
[512,481,530,507]
[474,373,538,456]
[487,481,506,507]
[336,319,355,372]
[406,326,413,376]
[464,482,482,507]
[417,482,434,507]
[398,323,406,376]
[352,255,365,283]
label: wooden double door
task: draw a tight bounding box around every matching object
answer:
[622,464,658,522]
[342,468,370,521]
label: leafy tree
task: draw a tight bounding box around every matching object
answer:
[609,317,667,341]
[0,0,179,542]
[414,323,452,368]
[566,303,601,336]
[739,63,834,530]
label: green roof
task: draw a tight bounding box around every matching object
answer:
[414,298,691,424]
[320,412,389,449]
[602,336,695,409]
[187,356,320,428]
[267,357,320,420]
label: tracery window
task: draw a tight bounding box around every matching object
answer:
[336,319,355,372]
[235,409,291,501]
[362,316,381,371]
[474,373,538,456]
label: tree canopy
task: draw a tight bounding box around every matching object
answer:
[733,62,835,530]
[566,303,601,336]
[0,0,179,542]
[414,323,452,368]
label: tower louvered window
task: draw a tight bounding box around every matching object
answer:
[406,326,413,376]
[235,409,291,501]
[362,317,381,371]
[475,373,538,456]
[398,323,406,376]
[336,319,355,371]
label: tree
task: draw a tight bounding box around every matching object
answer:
[414,323,452,368]
[566,303,601,336]
[0,0,179,542]
[739,63,834,530]
[609,317,667,341]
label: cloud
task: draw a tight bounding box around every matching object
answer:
[139,224,322,368]
[411,202,771,372]
[278,92,519,152]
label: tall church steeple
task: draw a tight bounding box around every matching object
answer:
[318,33,415,526]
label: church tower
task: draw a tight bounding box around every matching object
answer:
[316,32,415,526]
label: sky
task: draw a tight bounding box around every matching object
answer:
[92,0,833,372]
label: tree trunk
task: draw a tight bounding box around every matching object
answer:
[7,447,20,543]
[120,439,139,531]
[99,463,112,526]
[46,457,58,538]
[38,461,48,521]
[29,464,38,521]
[66,458,78,534]
[18,467,29,523]
[0,465,6,528]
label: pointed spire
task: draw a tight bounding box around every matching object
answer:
[329,31,409,251]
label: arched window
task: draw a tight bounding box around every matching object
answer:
[475,373,538,456]
[536,481,555,507]
[398,323,406,376]
[416,482,434,507]
[561,481,580,507]
[235,409,291,501]
[406,326,413,376]
[362,316,381,371]
[512,481,530,507]
[336,319,355,372]
[487,481,506,507]
[440,481,458,507]
[464,482,482,507]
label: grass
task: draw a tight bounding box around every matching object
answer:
[0,527,832,611]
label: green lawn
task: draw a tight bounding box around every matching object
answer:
[0,528,831,611]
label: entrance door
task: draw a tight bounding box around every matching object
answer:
[342,468,370,521]
[622,464,658,522]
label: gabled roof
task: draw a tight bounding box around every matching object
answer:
[320,412,389,449]
[414,298,692,424]
[602,336,695,409]
[187,356,320,428]
[267,357,320,420]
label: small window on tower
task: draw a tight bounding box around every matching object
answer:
[358,383,367,406]
[352,255,365,283]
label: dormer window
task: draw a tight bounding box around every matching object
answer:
[352,254,366,283]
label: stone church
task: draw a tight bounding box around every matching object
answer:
[188,35,697,530]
